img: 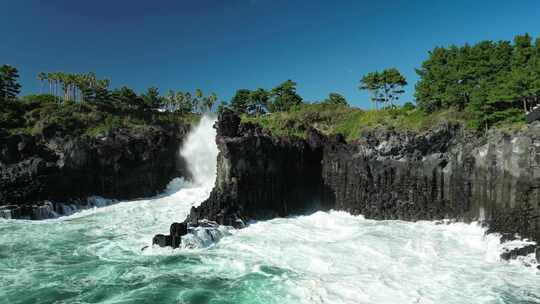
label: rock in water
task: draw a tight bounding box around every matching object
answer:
[152,234,172,247]
[500,244,537,261]
[170,222,188,248]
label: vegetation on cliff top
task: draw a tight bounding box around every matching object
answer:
[234,34,540,139]
[3,34,540,140]
[0,68,211,137]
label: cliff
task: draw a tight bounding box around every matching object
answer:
[156,110,540,262]
[0,123,190,219]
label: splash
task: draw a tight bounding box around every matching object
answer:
[180,115,218,187]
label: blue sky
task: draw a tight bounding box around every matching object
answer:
[2,0,540,108]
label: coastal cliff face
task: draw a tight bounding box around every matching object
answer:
[159,110,540,261]
[187,110,332,228]
[0,124,190,219]
[323,124,540,245]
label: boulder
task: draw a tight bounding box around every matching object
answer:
[152,234,172,247]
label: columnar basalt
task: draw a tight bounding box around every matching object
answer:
[157,110,540,262]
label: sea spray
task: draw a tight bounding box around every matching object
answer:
[1,116,540,303]
[180,114,218,187]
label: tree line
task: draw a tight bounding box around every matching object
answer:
[0,66,218,114]
[415,33,540,129]
[3,33,540,130]
[226,80,349,115]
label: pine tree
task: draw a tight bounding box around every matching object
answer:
[0,65,22,100]
[268,80,303,112]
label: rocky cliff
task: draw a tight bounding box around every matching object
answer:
[0,124,190,219]
[157,110,540,262]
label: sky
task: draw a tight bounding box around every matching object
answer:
[2,0,540,109]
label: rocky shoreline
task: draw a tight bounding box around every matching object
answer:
[0,124,191,219]
[156,109,540,263]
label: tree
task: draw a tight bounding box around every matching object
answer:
[112,86,142,109]
[230,89,252,114]
[359,68,407,109]
[142,87,163,109]
[216,101,229,114]
[402,102,416,111]
[21,94,57,104]
[323,92,348,106]
[268,80,303,112]
[176,91,193,113]
[193,88,203,112]
[414,34,538,129]
[0,65,22,100]
[203,92,218,112]
[37,72,47,94]
[249,88,270,114]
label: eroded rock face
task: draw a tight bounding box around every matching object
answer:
[324,123,540,247]
[157,112,540,262]
[0,124,190,218]
[187,109,332,228]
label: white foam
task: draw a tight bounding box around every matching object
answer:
[180,114,218,187]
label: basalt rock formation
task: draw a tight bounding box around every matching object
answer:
[0,124,190,219]
[189,109,333,227]
[157,110,540,262]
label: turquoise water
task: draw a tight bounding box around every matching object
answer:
[1,186,539,304]
[1,116,539,304]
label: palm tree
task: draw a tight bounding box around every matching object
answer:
[204,92,218,112]
[184,92,193,112]
[194,89,203,113]
[166,90,176,112]
[37,72,47,94]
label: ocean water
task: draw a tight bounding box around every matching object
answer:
[1,116,539,304]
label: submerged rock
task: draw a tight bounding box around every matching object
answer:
[500,244,538,261]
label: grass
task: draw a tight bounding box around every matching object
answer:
[242,103,473,141]
[0,99,199,138]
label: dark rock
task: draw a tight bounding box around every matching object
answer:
[500,244,537,260]
[184,115,333,229]
[216,108,241,137]
[158,112,540,254]
[152,234,172,247]
[536,247,540,262]
[170,222,188,236]
[170,222,188,248]
[0,123,191,219]
[527,108,540,123]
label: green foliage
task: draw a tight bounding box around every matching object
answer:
[111,86,143,109]
[402,102,416,111]
[323,93,348,106]
[230,89,252,114]
[21,94,58,105]
[142,87,164,109]
[0,97,198,137]
[230,88,271,115]
[249,88,270,115]
[268,80,303,112]
[37,71,111,104]
[242,102,465,141]
[0,65,22,100]
[415,34,540,129]
[216,101,229,114]
[359,68,407,109]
